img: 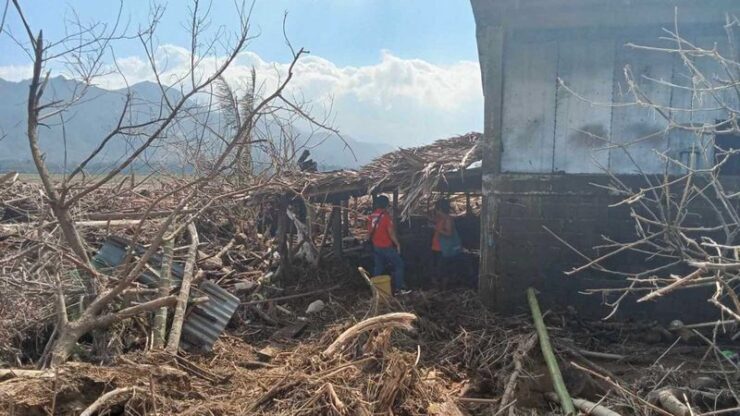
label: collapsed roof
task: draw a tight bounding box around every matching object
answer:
[254,132,482,218]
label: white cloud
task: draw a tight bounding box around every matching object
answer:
[0,65,32,81]
[1,46,483,146]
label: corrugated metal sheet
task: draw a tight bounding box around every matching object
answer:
[181,281,239,353]
[93,236,184,286]
[93,236,237,352]
[501,39,557,173]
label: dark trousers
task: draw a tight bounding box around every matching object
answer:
[373,247,406,290]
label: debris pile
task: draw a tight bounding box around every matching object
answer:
[252,132,482,218]
[1,172,738,416]
[1,275,738,415]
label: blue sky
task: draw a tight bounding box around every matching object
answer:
[1,0,483,146]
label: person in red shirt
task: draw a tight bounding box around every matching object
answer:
[368,195,408,294]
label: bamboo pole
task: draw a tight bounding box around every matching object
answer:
[527,288,575,415]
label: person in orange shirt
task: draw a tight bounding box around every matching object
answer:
[431,198,465,289]
[368,195,408,294]
[431,199,450,286]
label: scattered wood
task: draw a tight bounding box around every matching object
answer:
[0,219,146,234]
[545,392,622,416]
[0,172,19,186]
[79,387,137,416]
[166,222,199,353]
[0,369,54,379]
[499,334,537,414]
[152,231,174,350]
[83,209,194,221]
[249,378,303,412]
[656,389,694,416]
[323,312,416,357]
[241,285,341,306]
[271,321,308,340]
[256,346,280,362]
[571,362,674,416]
[576,349,626,361]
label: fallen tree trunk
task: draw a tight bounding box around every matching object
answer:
[323,312,417,357]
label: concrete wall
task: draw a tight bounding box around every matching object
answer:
[472,1,740,319]
[480,174,731,322]
[500,25,736,174]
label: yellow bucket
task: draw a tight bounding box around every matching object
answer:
[371,275,392,296]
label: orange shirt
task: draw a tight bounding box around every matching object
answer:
[432,215,445,252]
[368,209,394,248]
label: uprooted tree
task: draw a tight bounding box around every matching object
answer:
[3,0,339,366]
[561,17,740,326]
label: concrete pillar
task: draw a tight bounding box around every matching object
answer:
[477,25,506,310]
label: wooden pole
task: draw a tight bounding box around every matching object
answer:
[152,230,174,349]
[166,223,199,353]
[331,204,342,258]
[352,196,358,228]
[306,202,314,241]
[527,288,575,415]
[341,199,350,237]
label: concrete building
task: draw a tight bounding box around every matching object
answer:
[470,0,740,317]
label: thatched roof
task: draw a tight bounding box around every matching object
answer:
[254,132,482,216]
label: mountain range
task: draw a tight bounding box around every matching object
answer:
[0,77,392,173]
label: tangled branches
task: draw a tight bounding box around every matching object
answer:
[561,16,740,326]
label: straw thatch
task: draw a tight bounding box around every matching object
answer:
[255,132,482,216]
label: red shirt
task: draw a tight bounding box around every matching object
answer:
[368,209,393,248]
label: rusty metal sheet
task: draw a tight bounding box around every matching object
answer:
[501,39,557,173]
[553,38,615,173]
